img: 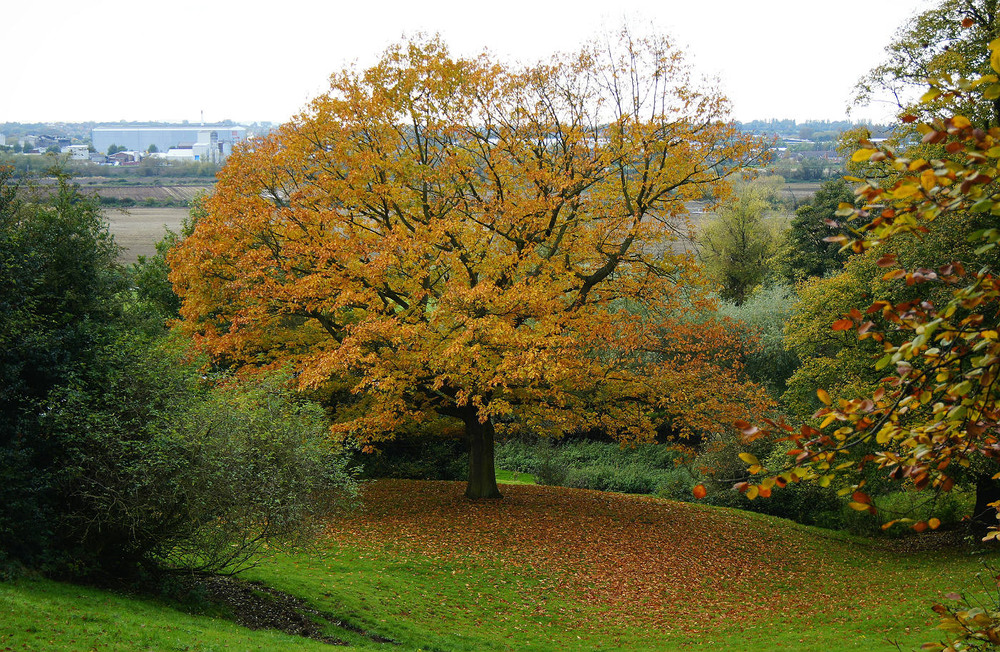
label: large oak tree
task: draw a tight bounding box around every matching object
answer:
[170,33,770,498]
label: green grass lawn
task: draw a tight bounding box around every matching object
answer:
[1,480,994,651]
[496,469,536,485]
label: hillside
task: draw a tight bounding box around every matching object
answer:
[2,480,987,651]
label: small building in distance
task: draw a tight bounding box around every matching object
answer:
[63,145,90,160]
[109,151,141,166]
[92,125,248,161]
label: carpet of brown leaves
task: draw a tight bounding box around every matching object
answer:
[323,480,923,633]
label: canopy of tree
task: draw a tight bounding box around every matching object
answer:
[697,176,786,305]
[169,34,771,499]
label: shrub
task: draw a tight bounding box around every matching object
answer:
[496,439,681,494]
[564,464,660,494]
[655,469,701,501]
[353,434,468,481]
[0,169,355,579]
[41,342,356,577]
[534,457,570,487]
[717,282,800,397]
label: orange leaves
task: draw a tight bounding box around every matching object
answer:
[328,479,909,632]
[847,491,876,515]
[691,484,707,500]
[170,33,768,462]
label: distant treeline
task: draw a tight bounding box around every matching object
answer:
[0,153,221,178]
[98,196,192,208]
[737,119,894,141]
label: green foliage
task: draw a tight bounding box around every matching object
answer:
[780,252,887,417]
[717,283,800,396]
[129,228,184,325]
[126,197,204,331]
[353,433,468,481]
[155,371,356,574]
[0,169,125,571]
[698,176,788,304]
[0,168,354,579]
[781,202,1000,420]
[29,337,354,579]
[495,439,682,495]
[777,177,855,282]
[563,464,660,494]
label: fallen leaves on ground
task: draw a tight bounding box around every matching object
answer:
[322,480,928,636]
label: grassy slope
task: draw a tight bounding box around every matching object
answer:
[2,480,993,651]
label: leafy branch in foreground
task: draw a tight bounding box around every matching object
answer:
[716,35,1000,537]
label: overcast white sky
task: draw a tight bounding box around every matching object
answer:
[3,0,931,125]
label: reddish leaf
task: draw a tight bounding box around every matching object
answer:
[851,491,872,505]
[876,254,898,267]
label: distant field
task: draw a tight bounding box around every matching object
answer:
[99,182,821,265]
[782,182,822,205]
[106,207,188,264]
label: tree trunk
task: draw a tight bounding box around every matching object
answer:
[972,472,1000,539]
[463,411,502,500]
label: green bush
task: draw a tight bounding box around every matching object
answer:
[717,282,800,397]
[534,456,570,487]
[496,439,681,495]
[40,341,356,578]
[0,169,355,579]
[353,434,468,481]
[564,464,660,494]
[654,469,701,501]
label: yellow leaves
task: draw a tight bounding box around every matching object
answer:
[890,182,921,200]
[920,169,939,193]
[921,88,942,104]
[169,32,773,462]
[991,38,1000,74]
[852,148,877,162]
[847,491,876,514]
[817,388,832,405]
[739,452,763,475]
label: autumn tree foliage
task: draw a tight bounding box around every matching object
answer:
[736,30,1000,538]
[169,33,771,499]
[854,0,1000,127]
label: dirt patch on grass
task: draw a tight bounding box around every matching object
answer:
[151,574,397,647]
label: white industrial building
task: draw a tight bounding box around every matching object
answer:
[91,126,248,161]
